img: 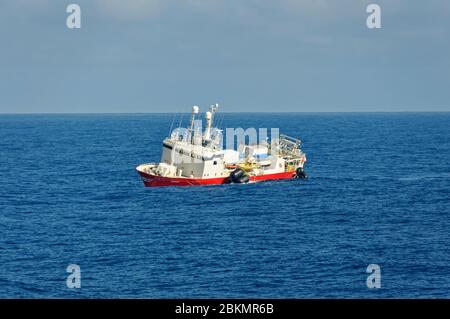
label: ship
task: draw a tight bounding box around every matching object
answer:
[136,104,307,187]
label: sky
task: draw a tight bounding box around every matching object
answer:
[0,0,449,113]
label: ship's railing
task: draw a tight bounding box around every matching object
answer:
[269,134,303,159]
[279,134,301,147]
[272,134,303,158]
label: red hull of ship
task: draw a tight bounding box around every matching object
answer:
[137,170,297,187]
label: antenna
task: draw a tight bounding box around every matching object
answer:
[168,112,176,138]
[176,112,184,141]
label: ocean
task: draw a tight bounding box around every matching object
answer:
[0,112,449,298]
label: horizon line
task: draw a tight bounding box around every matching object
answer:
[1,110,449,115]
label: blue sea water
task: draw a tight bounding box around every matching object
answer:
[0,112,449,298]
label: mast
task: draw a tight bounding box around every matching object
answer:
[203,103,219,144]
[189,105,199,145]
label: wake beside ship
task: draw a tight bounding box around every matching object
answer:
[136,104,307,187]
